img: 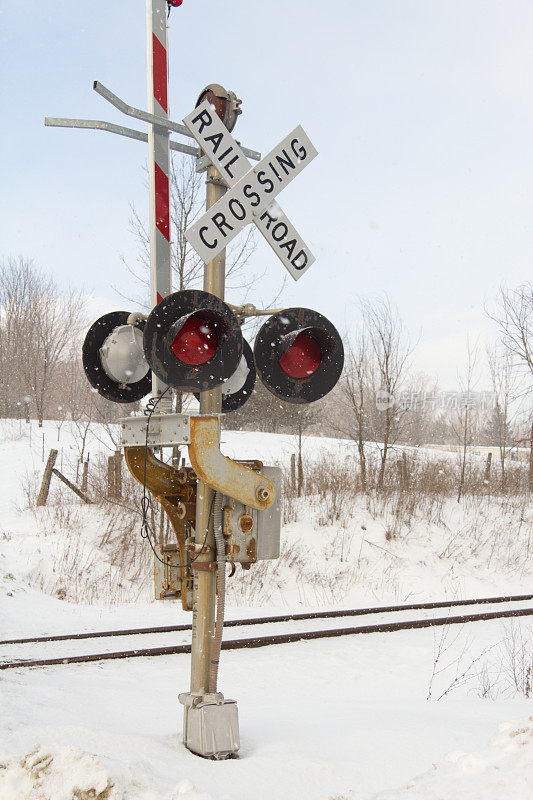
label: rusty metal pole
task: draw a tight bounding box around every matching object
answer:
[190,164,226,697]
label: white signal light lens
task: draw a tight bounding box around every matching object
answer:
[222,353,250,396]
[99,325,149,384]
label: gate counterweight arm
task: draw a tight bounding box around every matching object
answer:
[188,416,274,511]
[123,446,194,611]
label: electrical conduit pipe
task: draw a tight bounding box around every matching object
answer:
[208,492,225,693]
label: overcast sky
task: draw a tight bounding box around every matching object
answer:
[2,0,533,389]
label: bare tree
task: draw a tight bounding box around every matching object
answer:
[487,345,518,487]
[283,403,319,497]
[492,284,533,376]
[363,297,412,489]
[339,332,371,490]
[0,257,86,426]
[0,258,35,416]
[396,373,440,447]
[454,338,479,502]
[123,155,258,304]
[334,299,413,490]
[490,283,533,490]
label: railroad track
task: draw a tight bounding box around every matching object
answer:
[2,593,532,671]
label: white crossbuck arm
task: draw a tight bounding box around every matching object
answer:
[183,100,317,281]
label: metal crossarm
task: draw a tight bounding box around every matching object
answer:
[93,80,193,139]
[93,81,261,162]
[44,117,200,156]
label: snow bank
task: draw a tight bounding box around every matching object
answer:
[0,745,120,800]
[2,715,532,800]
[0,745,224,800]
[370,716,533,800]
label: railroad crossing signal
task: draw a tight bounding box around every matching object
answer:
[46,0,345,763]
[83,294,344,408]
[183,101,317,280]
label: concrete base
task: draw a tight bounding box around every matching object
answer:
[179,692,240,760]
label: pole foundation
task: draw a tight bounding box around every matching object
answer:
[179,692,240,759]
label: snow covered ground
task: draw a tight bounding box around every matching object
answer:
[2,623,532,799]
[0,419,532,799]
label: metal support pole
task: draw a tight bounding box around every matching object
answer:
[190,165,227,696]
[147,0,172,409]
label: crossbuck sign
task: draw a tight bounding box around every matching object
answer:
[183,101,317,281]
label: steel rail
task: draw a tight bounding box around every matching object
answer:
[2,606,532,671]
[3,593,532,647]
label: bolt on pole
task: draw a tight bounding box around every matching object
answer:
[147,0,172,411]
[190,164,227,697]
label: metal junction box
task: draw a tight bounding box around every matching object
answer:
[221,465,281,563]
[182,698,239,759]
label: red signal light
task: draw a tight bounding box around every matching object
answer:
[171,316,217,365]
[143,290,243,393]
[253,308,344,404]
[169,0,183,6]
[279,332,321,378]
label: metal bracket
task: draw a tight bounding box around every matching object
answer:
[123,445,194,612]
[119,413,192,447]
[120,414,276,519]
[193,562,218,572]
[93,81,261,161]
[205,175,227,187]
[188,416,275,511]
[46,81,261,163]
[228,302,286,318]
[196,141,261,172]
[44,116,200,157]
[93,80,195,139]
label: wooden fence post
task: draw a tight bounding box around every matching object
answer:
[484,451,492,484]
[402,451,410,488]
[113,451,122,499]
[81,460,89,494]
[107,456,115,498]
[37,449,58,507]
[297,453,304,498]
[528,421,533,493]
[396,459,405,489]
[290,454,296,491]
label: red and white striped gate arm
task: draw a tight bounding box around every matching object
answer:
[147,0,171,399]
